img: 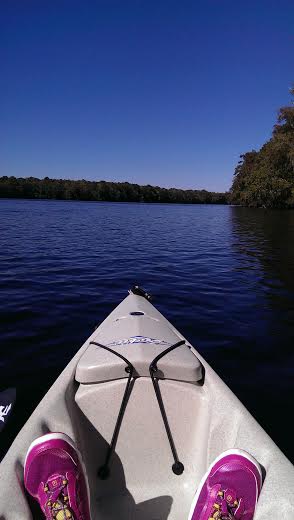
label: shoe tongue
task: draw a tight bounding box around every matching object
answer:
[224,488,237,507]
[47,475,64,492]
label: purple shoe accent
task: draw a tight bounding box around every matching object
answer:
[188,449,263,520]
[24,432,91,520]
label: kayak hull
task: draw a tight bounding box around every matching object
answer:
[0,292,293,519]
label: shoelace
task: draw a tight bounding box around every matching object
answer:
[44,478,75,520]
[208,489,240,520]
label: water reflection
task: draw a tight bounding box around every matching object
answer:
[231,207,294,291]
[229,207,294,461]
[1,201,293,464]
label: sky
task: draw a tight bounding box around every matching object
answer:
[0,1,293,192]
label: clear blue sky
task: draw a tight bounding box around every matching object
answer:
[1,1,293,192]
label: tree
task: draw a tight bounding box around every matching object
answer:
[230,87,294,208]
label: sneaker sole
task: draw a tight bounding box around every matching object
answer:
[187,448,263,520]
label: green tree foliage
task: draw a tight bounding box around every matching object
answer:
[230,87,294,208]
[0,176,228,205]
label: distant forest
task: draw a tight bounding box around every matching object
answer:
[0,176,227,204]
[230,87,294,208]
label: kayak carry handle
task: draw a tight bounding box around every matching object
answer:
[129,285,152,301]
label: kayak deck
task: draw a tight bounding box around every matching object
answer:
[75,377,209,519]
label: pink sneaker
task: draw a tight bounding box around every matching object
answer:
[188,449,263,520]
[24,433,91,520]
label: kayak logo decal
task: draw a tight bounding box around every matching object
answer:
[107,336,171,346]
[0,403,12,423]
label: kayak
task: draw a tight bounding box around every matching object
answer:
[0,287,293,519]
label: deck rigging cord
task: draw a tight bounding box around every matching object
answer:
[90,339,185,478]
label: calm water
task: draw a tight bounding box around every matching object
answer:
[1,200,294,462]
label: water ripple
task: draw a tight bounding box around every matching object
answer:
[0,200,294,461]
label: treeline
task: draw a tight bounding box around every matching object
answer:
[0,176,227,204]
[230,87,294,208]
